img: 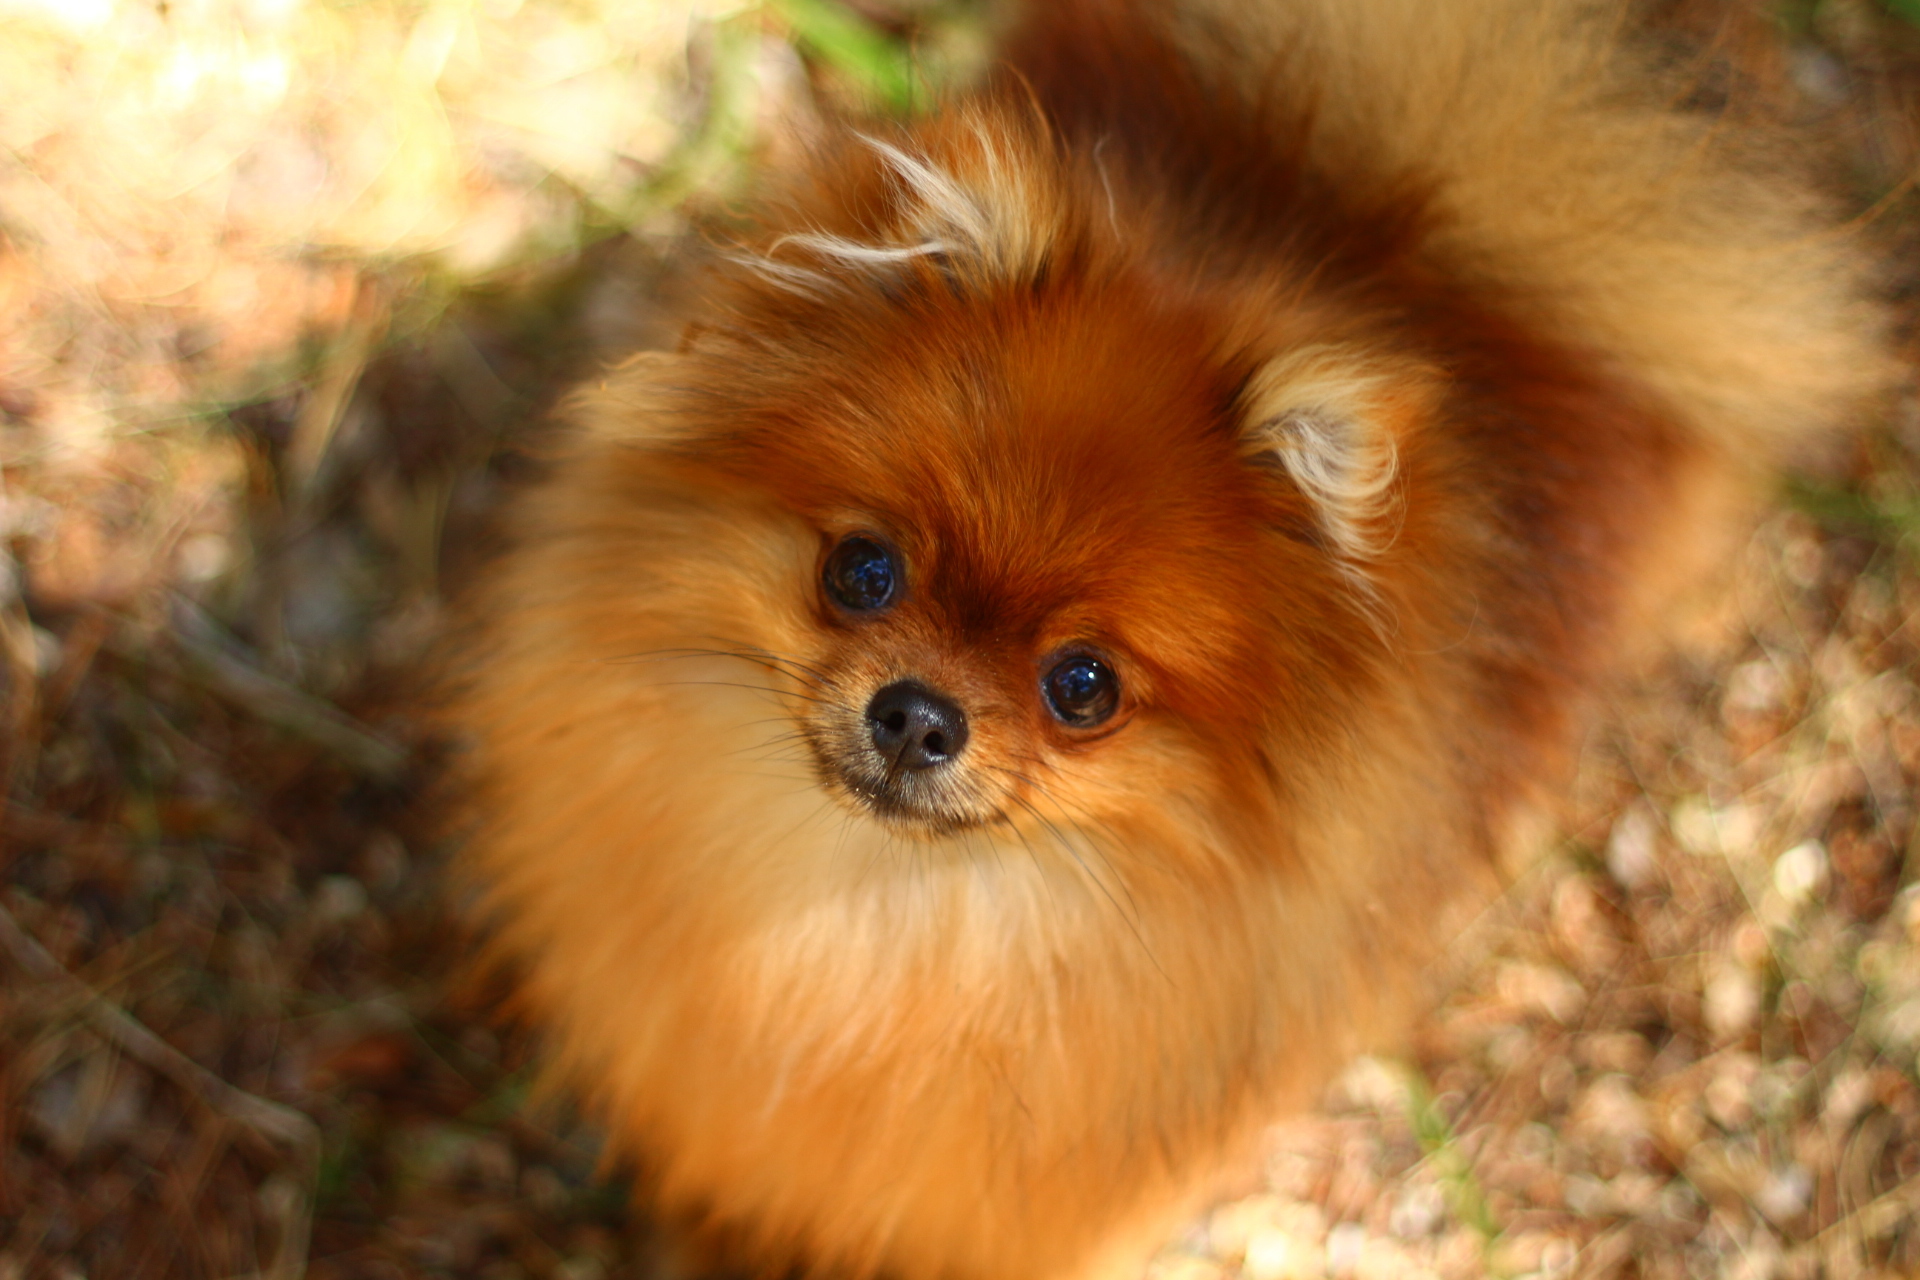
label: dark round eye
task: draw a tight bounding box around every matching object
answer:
[823,535,898,612]
[1042,654,1119,727]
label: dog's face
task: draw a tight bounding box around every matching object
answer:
[619,268,1395,854]
[538,120,1444,882]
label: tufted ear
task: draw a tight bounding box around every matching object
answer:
[1239,346,1434,564]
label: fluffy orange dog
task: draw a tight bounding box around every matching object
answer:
[451,2,1887,1276]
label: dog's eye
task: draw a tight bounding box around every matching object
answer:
[823,535,898,612]
[1042,654,1119,727]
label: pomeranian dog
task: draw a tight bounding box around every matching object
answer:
[449,1,1888,1276]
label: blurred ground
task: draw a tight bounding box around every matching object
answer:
[0,1,1917,1278]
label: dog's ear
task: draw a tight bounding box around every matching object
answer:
[1238,346,1436,564]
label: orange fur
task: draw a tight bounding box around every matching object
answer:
[446,3,1891,1277]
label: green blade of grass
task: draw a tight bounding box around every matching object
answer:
[770,0,920,113]
[1881,0,1920,28]
[1404,1073,1504,1248]
[1785,471,1920,566]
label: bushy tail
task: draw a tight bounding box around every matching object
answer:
[1003,0,1893,459]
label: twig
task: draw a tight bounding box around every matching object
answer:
[284,279,388,501]
[37,605,111,723]
[1808,1169,1920,1251]
[162,595,410,781]
[0,546,41,807]
[0,900,320,1280]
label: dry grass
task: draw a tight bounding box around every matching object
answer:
[0,2,1916,1278]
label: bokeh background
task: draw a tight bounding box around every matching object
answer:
[1,1,1918,1277]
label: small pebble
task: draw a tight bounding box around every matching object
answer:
[1754,1163,1812,1224]
[1704,962,1761,1041]
[1325,1224,1366,1277]
[31,626,60,676]
[1244,1228,1320,1280]
[314,874,369,924]
[1606,806,1658,889]
[1387,1184,1444,1240]
[1771,842,1827,907]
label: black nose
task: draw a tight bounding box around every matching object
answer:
[866,681,969,771]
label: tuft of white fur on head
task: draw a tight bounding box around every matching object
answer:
[743,120,1057,295]
[1241,346,1425,566]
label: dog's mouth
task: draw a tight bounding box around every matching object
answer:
[828,760,996,834]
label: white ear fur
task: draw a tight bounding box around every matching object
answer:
[1241,346,1421,563]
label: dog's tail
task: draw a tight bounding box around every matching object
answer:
[1000,0,1893,460]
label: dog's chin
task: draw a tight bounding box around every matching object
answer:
[826,763,1000,838]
